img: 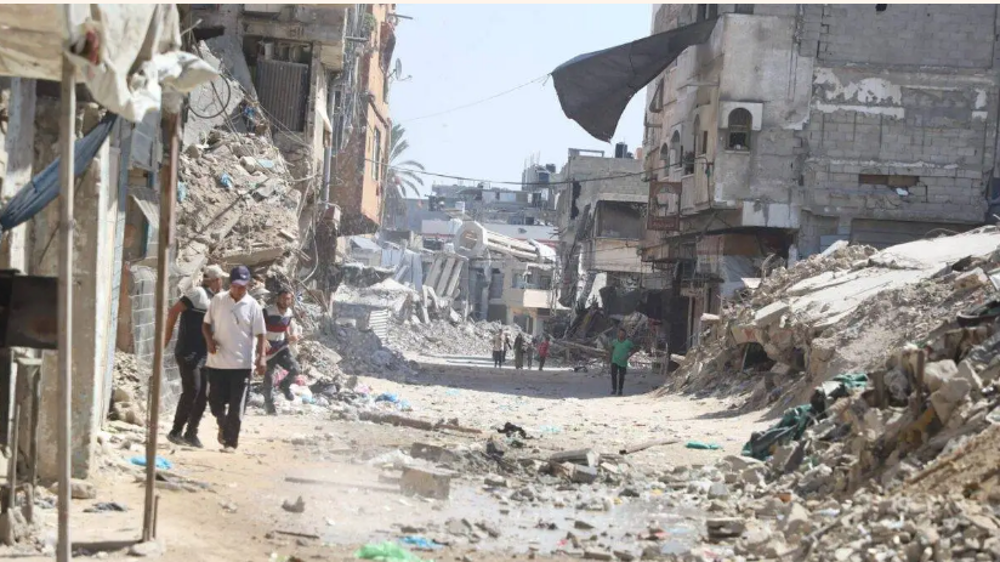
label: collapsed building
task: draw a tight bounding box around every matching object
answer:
[633,4,999,353]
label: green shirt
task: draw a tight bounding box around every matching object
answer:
[610,338,634,367]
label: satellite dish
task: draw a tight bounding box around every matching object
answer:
[393,59,403,78]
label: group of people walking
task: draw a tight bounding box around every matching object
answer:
[164,264,302,453]
[491,330,550,370]
[489,325,637,396]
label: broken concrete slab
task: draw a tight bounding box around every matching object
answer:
[570,465,599,484]
[400,466,453,500]
[955,267,989,291]
[549,448,600,467]
[754,301,789,327]
[410,443,460,464]
[706,518,746,539]
[924,360,959,394]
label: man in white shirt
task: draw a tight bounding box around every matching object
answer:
[202,265,267,452]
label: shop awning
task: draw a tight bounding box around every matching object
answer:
[551,18,718,142]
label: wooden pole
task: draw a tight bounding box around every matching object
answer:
[142,110,179,542]
[56,55,76,562]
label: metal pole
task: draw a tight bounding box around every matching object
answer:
[142,110,179,542]
[56,54,76,562]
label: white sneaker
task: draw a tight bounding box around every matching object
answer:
[221,446,236,454]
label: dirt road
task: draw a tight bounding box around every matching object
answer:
[1,354,770,561]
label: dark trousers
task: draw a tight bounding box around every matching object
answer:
[611,363,627,394]
[207,368,251,448]
[170,355,207,437]
[263,348,301,413]
[538,356,547,371]
[492,351,502,368]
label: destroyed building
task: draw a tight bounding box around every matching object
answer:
[638,4,1000,351]
[555,146,651,311]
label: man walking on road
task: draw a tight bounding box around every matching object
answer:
[492,330,504,368]
[163,265,227,448]
[609,328,637,396]
[514,332,525,370]
[203,265,267,452]
[537,336,550,371]
[262,287,302,414]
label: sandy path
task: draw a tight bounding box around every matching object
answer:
[0,354,771,561]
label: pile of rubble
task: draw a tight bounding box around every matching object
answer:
[389,319,508,358]
[315,319,417,381]
[110,352,148,427]
[666,229,1000,412]
[175,127,300,291]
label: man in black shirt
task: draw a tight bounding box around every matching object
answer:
[163,265,227,447]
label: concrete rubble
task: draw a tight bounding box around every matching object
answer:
[175,127,300,293]
[665,228,1000,411]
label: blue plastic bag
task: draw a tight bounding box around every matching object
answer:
[130,456,173,470]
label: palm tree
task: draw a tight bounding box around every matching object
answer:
[384,124,425,198]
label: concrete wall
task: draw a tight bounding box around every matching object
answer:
[30,102,120,480]
[797,4,999,251]
[642,4,1000,257]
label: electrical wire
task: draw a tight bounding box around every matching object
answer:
[366,157,667,187]
[395,73,551,124]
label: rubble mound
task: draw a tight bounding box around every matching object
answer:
[176,128,299,277]
[316,320,416,381]
[662,230,1000,414]
[389,319,506,357]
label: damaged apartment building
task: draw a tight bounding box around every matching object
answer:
[186,3,397,288]
[556,145,651,314]
[638,3,1000,351]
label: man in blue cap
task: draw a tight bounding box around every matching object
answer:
[202,265,267,452]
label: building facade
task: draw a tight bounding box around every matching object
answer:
[555,146,650,310]
[640,4,1000,349]
[187,4,395,236]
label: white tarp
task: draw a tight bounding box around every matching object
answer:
[0,4,217,122]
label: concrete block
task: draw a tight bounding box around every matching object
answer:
[924,360,958,394]
[570,465,599,484]
[410,443,460,464]
[400,466,453,500]
[954,267,988,291]
[754,301,790,328]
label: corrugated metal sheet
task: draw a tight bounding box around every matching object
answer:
[256,59,310,133]
[130,186,160,225]
[367,309,390,343]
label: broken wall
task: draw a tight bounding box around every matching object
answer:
[797,4,1000,252]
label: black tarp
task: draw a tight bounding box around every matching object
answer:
[551,18,719,142]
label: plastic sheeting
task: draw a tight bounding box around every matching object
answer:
[0,4,217,122]
[0,114,119,235]
[551,18,718,142]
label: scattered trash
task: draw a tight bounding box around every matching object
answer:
[444,389,460,397]
[355,541,427,562]
[217,172,234,189]
[282,496,306,514]
[539,425,562,434]
[684,442,722,451]
[130,456,173,470]
[177,181,187,203]
[400,536,441,551]
[83,502,128,513]
[498,422,528,439]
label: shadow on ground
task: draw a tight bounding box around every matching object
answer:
[408,354,663,401]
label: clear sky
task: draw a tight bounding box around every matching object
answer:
[390,4,652,196]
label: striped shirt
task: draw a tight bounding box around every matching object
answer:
[264,304,294,357]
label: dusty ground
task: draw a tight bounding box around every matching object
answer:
[1,353,771,561]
